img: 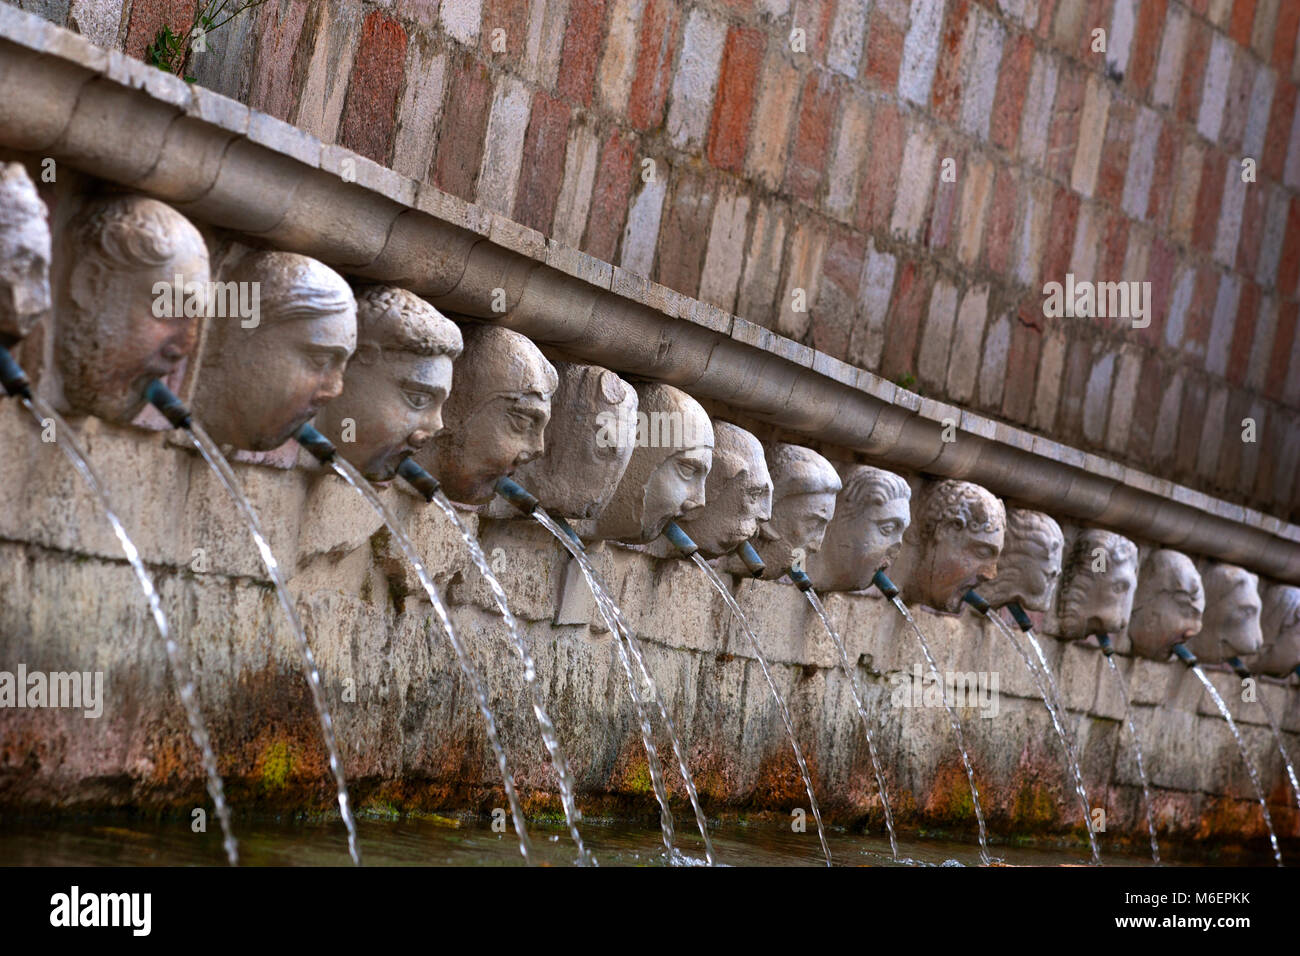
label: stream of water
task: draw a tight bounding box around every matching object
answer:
[325,459,535,863]
[889,596,992,865]
[1254,693,1300,817]
[23,397,239,865]
[186,422,360,865]
[531,509,716,865]
[803,588,899,859]
[1102,654,1161,863]
[690,557,831,866]
[1189,664,1282,866]
[983,612,1099,863]
[425,492,590,865]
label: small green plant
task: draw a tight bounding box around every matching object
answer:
[145,0,269,83]
[895,371,917,391]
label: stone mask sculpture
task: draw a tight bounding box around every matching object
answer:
[1185,564,1263,663]
[192,251,356,451]
[505,361,638,520]
[1055,529,1138,639]
[980,508,1064,612]
[0,163,51,347]
[805,465,911,592]
[593,382,714,544]
[675,421,772,558]
[54,195,209,423]
[315,286,462,481]
[414,324,558,505]
[902,480,1005,613]
[745,443,841,578]
[1127,550,1205,660]
[1252,585,1300,677]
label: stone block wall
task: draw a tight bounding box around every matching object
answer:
[1,401,1296,859]
[11,0,1300,522]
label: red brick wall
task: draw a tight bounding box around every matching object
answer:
[24,0,1300,520]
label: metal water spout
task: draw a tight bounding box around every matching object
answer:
[0,345,31,398]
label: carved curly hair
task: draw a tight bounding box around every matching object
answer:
[915,479,1004,541]
[1057,529,1137,624]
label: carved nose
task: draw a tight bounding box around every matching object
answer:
[408,428,434,450]
[316,372,345,405]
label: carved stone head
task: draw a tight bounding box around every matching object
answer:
[902,480,1005,613]
[314,286,462,481]
[594,383,714,543]
[981,508,1064,612]
[55,195,208,423]
[676,422,771,557]
[0,163,51,346]
[415,324,558,505]
[1186,564,1263,663]
[1055,529,1139,639]
[1128,550,1205,660]
[192,251,356,451]
[749,443,841,578]
[507,362,637,520]
[1252,585,1300,677]
[805,465,911,592]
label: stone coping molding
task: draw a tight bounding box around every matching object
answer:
[2,6,1298,583]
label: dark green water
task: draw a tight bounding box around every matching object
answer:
[0,816,1187,867]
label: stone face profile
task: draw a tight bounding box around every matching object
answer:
[54,194,209,423]
[192,251,356,451]
[506,362,637,520]
[901,480,1005,613]
[0,163,51,347]
[315,286,462,481]
[1128,550,1205,660]
[980,509,1064,612]
[593,382,714,544]
[1185,564,1263,663]
[415,323,558,505]
[1252,585,1300,677]
[805,465,911,592]
[676,421,771,557]
[745,443,841,578]
[1055,529,1139,639]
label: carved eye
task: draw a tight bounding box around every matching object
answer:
[675,460,697,481]
[404,390,433,411]
[508,411,532,432]
[1112,579,1131,594]
[878,521,901,536]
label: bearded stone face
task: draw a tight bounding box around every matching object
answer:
[507,363,638,520]
[677,422,772,557]
[980,510,1063,613]
[1253,585,1300,677]
[805,465,911,592]
[1127,551,1204,660]
[55,196,208,423]
[903,480,1005,613]
[1055,530,1138,640]
[1186,565,1263,663]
